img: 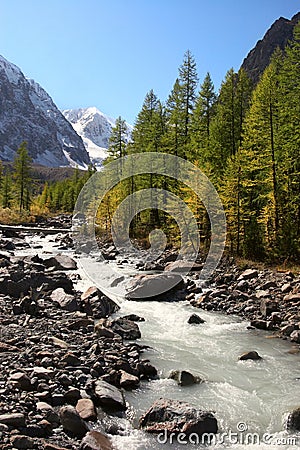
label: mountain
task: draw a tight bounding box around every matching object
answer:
[0,55,91,168]
[241,11,300,83]
[63,107,132,167]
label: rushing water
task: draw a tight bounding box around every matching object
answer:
[22,233,300,449]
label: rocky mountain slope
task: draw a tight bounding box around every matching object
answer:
[63,107,132,167]
[0,55,91,168]
[241,11,300,83]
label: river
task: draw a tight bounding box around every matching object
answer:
[24,232,300,449]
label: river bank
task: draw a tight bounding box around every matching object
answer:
[0,219,300,449]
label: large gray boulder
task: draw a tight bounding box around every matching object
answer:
[94,380,126,411]
[139,398,218,436]
[126,273,184,300]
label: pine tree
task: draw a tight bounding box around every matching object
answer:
[191,72,216,163]
[13,141,32,211]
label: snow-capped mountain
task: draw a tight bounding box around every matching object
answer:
[0,54,90,168]
[63,107,132,167]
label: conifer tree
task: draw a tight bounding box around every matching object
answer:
[13,141,32,211]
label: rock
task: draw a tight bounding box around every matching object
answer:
[122,314,145,322]
[260,299,279,317]
[9,371,32,391]
[111,317,141,340]
[136,362,158,379]
[95,325,118,339]
[238,269,259,281]
[36,402,60,424]
[0,412,26,427]
[81,286,119,318]
[42,254,77,270]
[10,435,35,449]
[62,352,81,366]
[76,398,97,421]
[239,351,262,361]
[290,330,300,344]
[169,370,202,386]
[119,370,140,390]
[0,341,20,352]
[187,314,206,324]
[32,366,54,380]
[94,380,126,411]
[59,405,89,438]
[286,407,300,431]
[80,430,113,450]
[126,273,184,300]
[283,293,300,303]
[164,261,203,273]
[139,398,218,436]
[281,283,292,293]
[50,288,79,312]
[250,319,267,330]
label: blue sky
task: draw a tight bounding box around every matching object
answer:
[0,0,299,124]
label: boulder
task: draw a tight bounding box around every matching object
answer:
[139,398,218,436]
[111,317,141,340]
[187,314,206,325]
[94,380,126,411]
[80,430,113,450]
[122,314,145,322]
[164,261,203,273]
[59,405,88,438]
[81,286,119,318]
[238,269,259,281]
[0,413,26,427]
[239,351,262,361]
[169,370,202,386]
[286,407,300,431]
[9,371,32,391]
[50,288,79,312]
[76,398,97,422]
[119,370,140,390]
[0,341,20,352]
[260,299,279,317]
[126,273,184,300]
[290,330,300,344]
[42,254,77,270]
[10,435,35,449]
[283,293,300,303]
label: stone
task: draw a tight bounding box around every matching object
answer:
[10,435,35,449]
[136,362,158,379]
[32,366,54,380]
[281,283,292,293]
[238,269,259,281]
[164,261,203,273]
[80,430,113,450]
[126,273,184,300]
[9,371,32,391]
[286,407,300,431]
[36,402,60,424]
[94,380,126,411]
[111,317,141,340]
[76,398,97,421]
[250,319,267,330]
[290,330,300,344]
[122,314,145,322]
[169,370,202,386]
[260,299,279,317]
[283,293,300,303]
[62,352,81,366]
[239,351,262,361]
[59,405,88,438]
[139,398,218,436]
[42,254,77,270]
[187,314,206,324]
[119,370,140,390]
[0,341,20,352]
[0,412,26,427]
[95,326,117,339]
[50,288,79,312]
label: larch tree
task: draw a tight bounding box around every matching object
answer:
[13,141,32,211]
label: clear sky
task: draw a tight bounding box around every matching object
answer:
[0,0,299,124]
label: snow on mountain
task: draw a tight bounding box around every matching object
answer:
[63,107,132,167]
[0,54,90,168]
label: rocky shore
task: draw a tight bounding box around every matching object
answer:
[0,217,300,448]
